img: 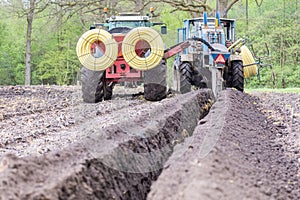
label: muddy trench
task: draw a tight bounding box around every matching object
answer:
[1,86,299,200]
[0,87,214,200]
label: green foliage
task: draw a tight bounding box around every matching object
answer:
[229,0,300,88]
[0,18,26,85]
[14,64,25,85]
[0,0,298,88]
[37,47,79,85]
[246,87,300,93]
[0,23,12,85]
[159,4,191,47]
[0,2,82,86]
[33,13,81,85]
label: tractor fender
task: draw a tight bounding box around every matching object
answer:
[229,54,243,62]
[228,54,243,67]
[180,54,194,62]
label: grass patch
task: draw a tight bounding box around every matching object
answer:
[245,88,300,93]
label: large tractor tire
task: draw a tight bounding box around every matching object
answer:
[95,80,114,102]
[81,67,103,103]
[144,58,167,101]
[179,62,193,94]
[232,60,244,92]
[81,67,114,103]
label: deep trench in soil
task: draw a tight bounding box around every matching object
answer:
[0,86,299,200]
[0,87,214,200]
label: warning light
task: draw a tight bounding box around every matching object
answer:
[103,7,108,13]
[214,54,226,64]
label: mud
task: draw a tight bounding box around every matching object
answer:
[148,90,300,200]
[0,86,299,200]
[0,86,213,199]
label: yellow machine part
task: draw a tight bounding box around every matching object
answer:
[76,29,118,71]
[240,45,258,78]
[122,27,164,71]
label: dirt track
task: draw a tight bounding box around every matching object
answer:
[0,86,299,199]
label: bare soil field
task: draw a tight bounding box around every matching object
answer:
[0,85,299,200]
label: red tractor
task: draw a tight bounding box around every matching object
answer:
[76,8,182,103]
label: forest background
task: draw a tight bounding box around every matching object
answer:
[0,0,298,88]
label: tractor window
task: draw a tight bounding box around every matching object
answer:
[221,21,235,41]
[110,21,150,29]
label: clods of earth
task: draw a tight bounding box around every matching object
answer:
[0,85,299,199]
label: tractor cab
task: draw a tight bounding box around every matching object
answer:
[91,11,166,34]
[180,15,235,45]
[177,13,236,68]
[108,13,151,29]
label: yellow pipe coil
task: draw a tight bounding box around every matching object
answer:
[76,29,118,71]
[240,45,258,78]
[122,27,164,71]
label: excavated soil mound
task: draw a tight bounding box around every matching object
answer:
[148,89,300,200]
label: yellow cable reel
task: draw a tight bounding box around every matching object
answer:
[240,45,258,78]
[76,29,118,71]
[122,27,164,71]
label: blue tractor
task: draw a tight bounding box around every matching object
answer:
[173,12,254,97]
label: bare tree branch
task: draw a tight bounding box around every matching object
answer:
[148,0,212,13]
[224,0,240,17]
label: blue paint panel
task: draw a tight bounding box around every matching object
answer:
[204,12,208,27]
[221,33,225,45]
[184,20,190,37]
[216,12,220,27]
[177,28,187,54]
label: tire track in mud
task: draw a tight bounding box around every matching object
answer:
[0,87,213,200]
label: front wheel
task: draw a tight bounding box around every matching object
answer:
[232,60,244,92]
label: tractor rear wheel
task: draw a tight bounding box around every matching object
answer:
[81,67,114,103]
[232,60,244,92]
[179,62,193,94]
[95,79,114,102]
[81,67,104,103]
[144,58,167,101]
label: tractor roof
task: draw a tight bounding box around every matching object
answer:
[109,15,150,22]
[184,17,235,23]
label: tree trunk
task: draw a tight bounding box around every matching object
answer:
[218,0,228,17]
[25,0,35,86]
[217,0,240,18]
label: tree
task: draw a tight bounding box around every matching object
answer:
[25,0,35,86]
[136,0,241,17]
[143,0,211,17]
[217,0,240,17]
[3,0,52,85]
[229,0,300,88]
[0,2,26,85]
